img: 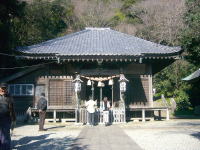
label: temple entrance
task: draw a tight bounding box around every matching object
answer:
[85,79,113,108]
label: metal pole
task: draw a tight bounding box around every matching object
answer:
[75,92,79,123]
[112,85,113,107]
[76,92,79,109]
[91,81,94,100]
[100,87,102,102]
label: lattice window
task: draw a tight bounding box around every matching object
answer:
[49,79,74,107]
[64,80,74,105]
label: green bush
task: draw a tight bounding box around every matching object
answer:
[174,90,191,111]
[109,11,126,27]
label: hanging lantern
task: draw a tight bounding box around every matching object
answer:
[118,74,129,92]
[97,81,105,87]
[87,80,92,86]
[72,74,83,92]
[108,79,114,85]
[97,81,101,87]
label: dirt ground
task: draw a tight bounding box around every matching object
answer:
[11,119,200,150]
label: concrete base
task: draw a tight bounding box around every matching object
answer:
[131,117,154,122]
[74,122,84,126]
[45,119,60,123]
[133,119,139,122]
[61,118,76,123]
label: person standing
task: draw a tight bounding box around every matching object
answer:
[102,97,110,126]
[102,97,110,111]
[0,83,16,150]
[37,93,47,131]
[85,96,96,126]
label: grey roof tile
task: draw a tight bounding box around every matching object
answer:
[17,28,181,57]
[182,68,200,81]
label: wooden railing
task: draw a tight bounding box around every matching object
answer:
[77,107,126,124]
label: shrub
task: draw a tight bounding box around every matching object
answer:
[174,90,191,111]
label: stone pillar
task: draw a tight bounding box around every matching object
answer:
[166,109,170,120]
[158,110,161,120]
[142,109,145,122]
[53,110,56,123]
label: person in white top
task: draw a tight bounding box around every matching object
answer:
[85,96,96,126]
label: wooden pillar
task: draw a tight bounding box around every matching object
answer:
[158,110,161,120]
[75,109,78,123]
[142,109,145,122]
[91,81,94,100]
[111,85,113,107]
[100,87,102,102]
[123,109,126,123]
[75,92,79,123]
[53,110,56,123]
[148,75,153,107]
[86,109,89,124]
[166,108,170,120]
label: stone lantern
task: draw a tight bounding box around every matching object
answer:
[73,74,83,123]
[73,75,83,93]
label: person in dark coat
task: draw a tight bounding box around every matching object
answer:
[37,93,47,131]
[102,97,110,126]
[0,83,16,150]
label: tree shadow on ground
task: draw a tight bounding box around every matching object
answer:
[12,133,88,150]
[191,132,200,141]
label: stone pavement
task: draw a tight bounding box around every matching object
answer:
[121,120,200,150]
[72,125,142,150]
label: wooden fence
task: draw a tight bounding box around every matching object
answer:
[77,107,126,124]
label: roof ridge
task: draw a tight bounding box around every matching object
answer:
[85,27,110,30]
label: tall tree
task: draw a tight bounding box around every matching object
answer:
[0,0,25,76]
[181,0,200,107]
[131,0,186,45]
[181,0,200,67]
[12,0,77,46]
[0,0,24,52]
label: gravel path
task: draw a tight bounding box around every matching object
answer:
[11,123,84,150]
[121,119,200,150]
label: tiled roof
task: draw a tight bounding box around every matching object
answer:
[17,27,181,57]
[182,68,200,81]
